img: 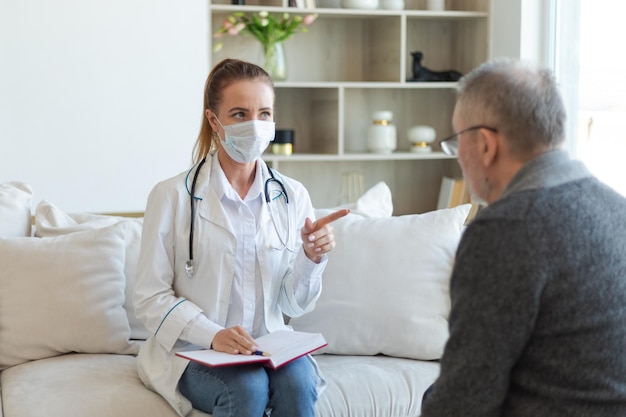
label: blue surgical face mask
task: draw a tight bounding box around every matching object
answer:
[215,117,275,163]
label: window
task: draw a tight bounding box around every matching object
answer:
[554,0,626,196]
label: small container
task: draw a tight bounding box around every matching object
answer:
[426,0,445,11]
[407,125,436,153]
[272,129,294,155]
[380,0,404,10]
[367,111,397,154]
[341,0,379,9]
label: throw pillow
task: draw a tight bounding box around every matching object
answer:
[0,181,33,237]
[316,181,393,218]
[347,181,393,217]
[34,200,149,340]
[0,223,138,370]
[290,204,471,360]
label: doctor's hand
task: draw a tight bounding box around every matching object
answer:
[301,209,350,264]
[212,326,258,355]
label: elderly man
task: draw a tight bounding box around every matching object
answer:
[420,58,626,417]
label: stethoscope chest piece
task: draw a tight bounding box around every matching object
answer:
[185,260,194,279]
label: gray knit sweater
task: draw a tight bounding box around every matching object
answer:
[421,150,626,417]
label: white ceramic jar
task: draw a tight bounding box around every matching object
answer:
[380,0,404,10]
[407,125,436,153]
[341,0,378,9]
[426,0,445,11]
[367,111,397,154]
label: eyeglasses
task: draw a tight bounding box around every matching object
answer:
[439,125,498,156]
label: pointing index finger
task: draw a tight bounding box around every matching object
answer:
[312,209,350,231]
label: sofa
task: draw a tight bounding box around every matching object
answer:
[0,180,470,417]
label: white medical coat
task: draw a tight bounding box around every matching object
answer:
[133,153,326,416]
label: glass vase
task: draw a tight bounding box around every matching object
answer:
[263,42,287,81]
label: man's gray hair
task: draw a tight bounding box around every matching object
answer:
[456,58,566,154]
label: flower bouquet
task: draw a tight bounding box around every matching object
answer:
[214,11,318,80]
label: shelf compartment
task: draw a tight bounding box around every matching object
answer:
[343,87,457,153]
[212,13,403,82]
[405,16,489,79]
[279,14,403,82]
[274,87,339,154]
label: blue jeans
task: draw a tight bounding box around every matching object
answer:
[178,356,318,417]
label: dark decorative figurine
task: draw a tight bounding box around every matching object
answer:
[408,51,462,82]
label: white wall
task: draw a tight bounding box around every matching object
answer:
[491,0,523,59]
[0,0,209,212]
[491,0,552,67]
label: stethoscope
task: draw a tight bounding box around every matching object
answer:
[184,157,292,278]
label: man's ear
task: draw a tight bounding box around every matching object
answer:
[479,128,499,168]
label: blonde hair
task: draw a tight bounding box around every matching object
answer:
[192,59,274,163]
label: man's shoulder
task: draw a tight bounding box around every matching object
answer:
[472,177,626,242]
[485,176,622,217]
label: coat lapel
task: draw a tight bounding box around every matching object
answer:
[195,155,235,236]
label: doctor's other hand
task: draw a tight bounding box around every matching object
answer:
[301,209,350,263]
[211,326,258,355]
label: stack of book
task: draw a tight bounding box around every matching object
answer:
[437,176,485,223]
[436,176,470,210]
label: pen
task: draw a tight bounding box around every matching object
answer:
[253,350,271,357]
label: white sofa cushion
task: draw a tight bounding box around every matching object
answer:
[0,223,138,370]
[34,200,150,340]
[315,354,439,416]
[291,204,470,360]
[0,181,33,237]
[0,354,184,417]
[0,353,438,417]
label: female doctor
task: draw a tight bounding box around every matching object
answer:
[133,58,348,417]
